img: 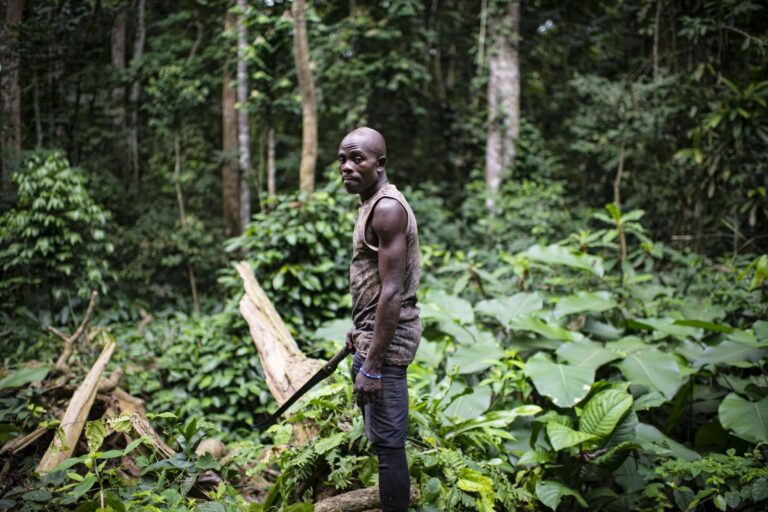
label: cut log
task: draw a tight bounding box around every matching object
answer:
[36,337,116,473]
[235,261,324,405]
[314,485,420,512]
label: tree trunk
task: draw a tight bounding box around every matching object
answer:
[292,0,317,195]
[484,0,520,210]
[32,69,42,148]
[1,0,24,189]
[236,0,251,229]
[267,125,276,200]
[128,0,146,194]
[173,130,200,315]
[222,11,240,237]
[111,5,127,177]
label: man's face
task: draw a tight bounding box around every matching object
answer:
[338,134,383,195]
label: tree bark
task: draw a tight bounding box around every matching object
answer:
[222,11,240,237]
[267,125,276,200]
[314,485,420,512]
[111,5,127,177]
[36,338,117,474]
[484,0,520,210]
[173,130,200,315]
[128,0,146,194]
[236,0,251,228]
[235,261,323,405]
[1,0,24,189]
[292,0,317,195]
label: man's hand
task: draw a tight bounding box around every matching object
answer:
[354,372,382,406]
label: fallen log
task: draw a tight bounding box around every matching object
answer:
[314,485,420,512]
[235,261,324,405]
[35,336,116,474]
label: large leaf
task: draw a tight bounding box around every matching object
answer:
[446,405,541,440]
[420,289,474,325]
[524,352,594,408]
[535,480,588,510]
[443,384,492,421]
[617,348,682,400]
[556,340,623,369]
[579,389,633,440]
[445,339,504,374]
[510,316,583,342]
[630,317,701,340]
[718,393,768,444]
[635,423,700,461]
[547,422,597,451]
[694,341,767,369]
[554,291,616,317]
[0,366,50,390]
[524,244,604,277]
[475,292,543,326]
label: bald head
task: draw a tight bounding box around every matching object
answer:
[341,127,387,160]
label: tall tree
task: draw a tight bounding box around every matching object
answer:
[128,0,145,194]
[1,0,24,189]
[484,0,520,210]
[111,3,127,178]
[292,0,317,195]
[222,10,240,236]
[236,0,251,228]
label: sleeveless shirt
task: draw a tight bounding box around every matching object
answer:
[349,183,421,366]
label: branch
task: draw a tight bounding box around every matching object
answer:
[44,290,98,372]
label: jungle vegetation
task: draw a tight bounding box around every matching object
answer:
[0,0,766,510]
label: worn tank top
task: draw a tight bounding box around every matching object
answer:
[349,183,421,366]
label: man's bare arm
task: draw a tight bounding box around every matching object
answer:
[354,198,408,404]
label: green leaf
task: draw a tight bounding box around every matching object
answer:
[475,292,543,326]
[445,405,541,439]
[673,319,734,334]
[524,353,594,408]
[420,289,474,325]
[579,389,633,439]
[443,385,492,420]
[524,244,604,276]
[694,341,767,368]
[547,422,597,451]
[535,480,588,510]
[445,340,504,374]
[718,393,768,443]
[313,432,344,454]
[631,317,700,339]
[85,420,106,454]
[510,315,583,341]
[0,366,50,390]
[457,468,495,512]
[635,423,700,460]
[554,291,616,317]
[617,348,682,400]
[72,473,97,499]
[556,339,623,369]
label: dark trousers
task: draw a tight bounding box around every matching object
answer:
[351,353,410,512]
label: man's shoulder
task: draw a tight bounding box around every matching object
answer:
[371,197,408,233]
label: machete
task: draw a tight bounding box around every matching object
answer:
[256,344,353,430]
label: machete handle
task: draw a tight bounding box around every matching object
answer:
[323,344,353,374]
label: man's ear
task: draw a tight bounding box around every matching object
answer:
[377,156,386,172]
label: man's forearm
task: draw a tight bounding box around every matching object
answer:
[362,290,402,374]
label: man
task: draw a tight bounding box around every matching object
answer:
[339,127,421,512]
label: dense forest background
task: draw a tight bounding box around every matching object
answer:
[0,0,767,510]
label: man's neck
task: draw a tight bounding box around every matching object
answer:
[359,174,389,202]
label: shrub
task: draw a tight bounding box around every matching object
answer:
[0,151,113,309]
